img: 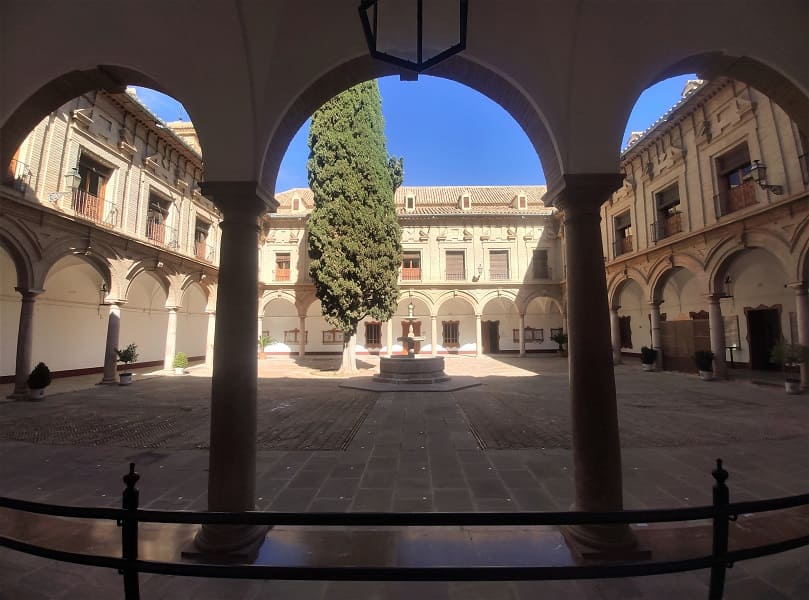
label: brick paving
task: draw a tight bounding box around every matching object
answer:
[0,355,806,599]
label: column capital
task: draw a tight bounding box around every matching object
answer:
[786,281,808,293]
[647,300,662,308]
[14,287,43,298]
[706,293,725,303]
[546,173,625,214]
[200,180,278,221]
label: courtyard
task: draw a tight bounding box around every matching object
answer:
[0,355,806,599]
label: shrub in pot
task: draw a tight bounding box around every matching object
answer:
[115,343,139,385]
[257,335,274,358]
[770,341,809,394]
[27,362,51,400]
[173,351,189,375]
[640,346,658,371]
[693,350,715,380]
[550,332,568,356]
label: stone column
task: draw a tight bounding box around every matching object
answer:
[7,288,42,399]
[205,310,216,368]
[163,307,179,370]
[648,302,662,370]
[431,315,438,356]
[475,314,483,357]
[519,314,526,357]
[609,307,622,365]
[299,315,307,357]
[100,302,123,384]
[789,284,809,388]
[708,294,727,379]
[552,173,635,553]
[386,319,394,357]
[194,181,269,555]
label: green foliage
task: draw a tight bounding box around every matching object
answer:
[388,156,404,192]
[116,343,139,366]
[258,335,275,349]
[640,346,658,364]
[27,362,51,389]
[172,352,189,369]
[550,332,567,350]
[693,350,714,371]
[307,80,402,335]
[770,341,809,367]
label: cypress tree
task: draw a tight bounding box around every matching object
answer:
[307,80,403,373]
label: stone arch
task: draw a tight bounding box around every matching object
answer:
[258,55,562,192]
[0,216,38,290]
[39,239,114,291]
[433,290,478,315]
[648,253,707,303]
[705,230,793,293]
[608,270,649,310]
[179,276,212,307]
[650,52,808,137]
[478,289,518,310]
[260,289,300,315]
[790,214,809,283]
[1,65,195,181]
[397,289,435,316]
[123,265,170,302]
[514,289,564,316]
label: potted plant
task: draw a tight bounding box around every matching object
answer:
[770,341,809,394]
[693,350,715,381]
[257,335,273,359]
[550,332,568,357]
[640,346,658,371]
[172,351,189,375]
[116,343,139,385]
[26,362,52,400]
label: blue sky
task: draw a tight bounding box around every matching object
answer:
[134,73,695,192]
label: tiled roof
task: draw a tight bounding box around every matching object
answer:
[273,185,552,216]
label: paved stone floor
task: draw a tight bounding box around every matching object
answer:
[0,355,806,599]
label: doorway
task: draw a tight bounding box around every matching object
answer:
[746,307,781,370]
[482,320,500,354]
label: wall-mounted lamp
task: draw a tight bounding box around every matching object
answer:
[472,264,482,282]
[749,160,783,195]
[98,282,108,306]
[48,166,83,203]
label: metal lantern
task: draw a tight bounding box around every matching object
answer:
[358,0,468,73]
[64,166,82,191]
[749,159,767,187]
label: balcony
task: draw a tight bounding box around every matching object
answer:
[613,235,633,258]
[489,270,509,281]
[146,220,179,249]
[650,212,683,242]
[275,268,291,282]
[445,272,466,281]
[3,159,32,191]
[715,180,757,217]
[194,240,216,262]
[401,267,421,281]
[71,189,117,227]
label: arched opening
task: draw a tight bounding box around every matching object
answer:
[390,297,431,355]
[479,296,517,354]
[261,297,300,356]
[176,282,208,363]
[122,271,169,368]
[653,267,709,372]
[434,296,476,355]
[613,279,646,356]
[37,255,109,372]
[521,296,564,353]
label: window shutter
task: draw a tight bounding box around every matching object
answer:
[489,251,508,272]
[446,251,465,275]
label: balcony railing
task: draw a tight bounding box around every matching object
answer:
[489,271,510,280]
[715,180,757,217]
[445,271,466,281]
[146,220,179,249]
[401,267,421,281]
[2,159,33,191]
[194,240,216,262]
[650,212,683,243]
[275,268,291,282]
[613,235,633,258]
[69,190,118,227]
[0,460,805,600]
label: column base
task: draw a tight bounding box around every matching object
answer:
[190,523,269,560]
[98,377,118,385]
[6,391,28,401]
[561,523,647,560]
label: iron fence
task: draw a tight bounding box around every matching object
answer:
[0,460,805,600]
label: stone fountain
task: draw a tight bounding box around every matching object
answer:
[372,301,450,385]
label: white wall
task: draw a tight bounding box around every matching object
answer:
[176,283,208,358]
[120,273,169,364]
[0,249,21,376]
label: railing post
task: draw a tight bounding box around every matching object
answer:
[709,458,730,600]
[119,463,141,600]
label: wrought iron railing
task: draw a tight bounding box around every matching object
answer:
[0,460,805,599]
[489,270,509,280]
[650,212,683,243]
[2,159,33,191]
[194,240,216,262]
[401,267,421,281]
[146,221,179,249]
[445,271,466,281]
[714,180,757,217]
[274,267,291,281]
[71,190,118,227]
[613,235,633,258]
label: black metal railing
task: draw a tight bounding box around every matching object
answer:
[0,460,805,600]
[2,159,33,191]
[650,212,683,242]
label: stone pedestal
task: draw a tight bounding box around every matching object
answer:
[374,356,449,384]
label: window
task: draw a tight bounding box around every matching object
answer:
[489,250,509,280]
[550,328,563,340]
[459,192,471,210]
[405,195,416,211]
[613,211,633,257]
[516,194,527,209]
[652,184,682,241]
[715,143,756,216]
[442,321,460,346]
[401,251,421,280]
[194,219,211,260]
[73,154,110,223]
[275,253,291,281]
[146,193,171,244]
[533,249,549,279]
[292,196,300,211]
[445,250,465,280]
[365,322,381,347]
[322,329,344,344]
[513,327,543,343]
[284,329,299,344]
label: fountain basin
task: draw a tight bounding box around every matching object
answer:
[373,356,450,384]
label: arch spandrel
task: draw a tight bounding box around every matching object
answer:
[647,253,708,303]
[704,229,794,293]
[514,288,564,315]
[607,268,649,309]
[433,290,479,316]
[260,289,300,314]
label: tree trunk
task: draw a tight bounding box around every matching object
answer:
[339,330,359,375]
